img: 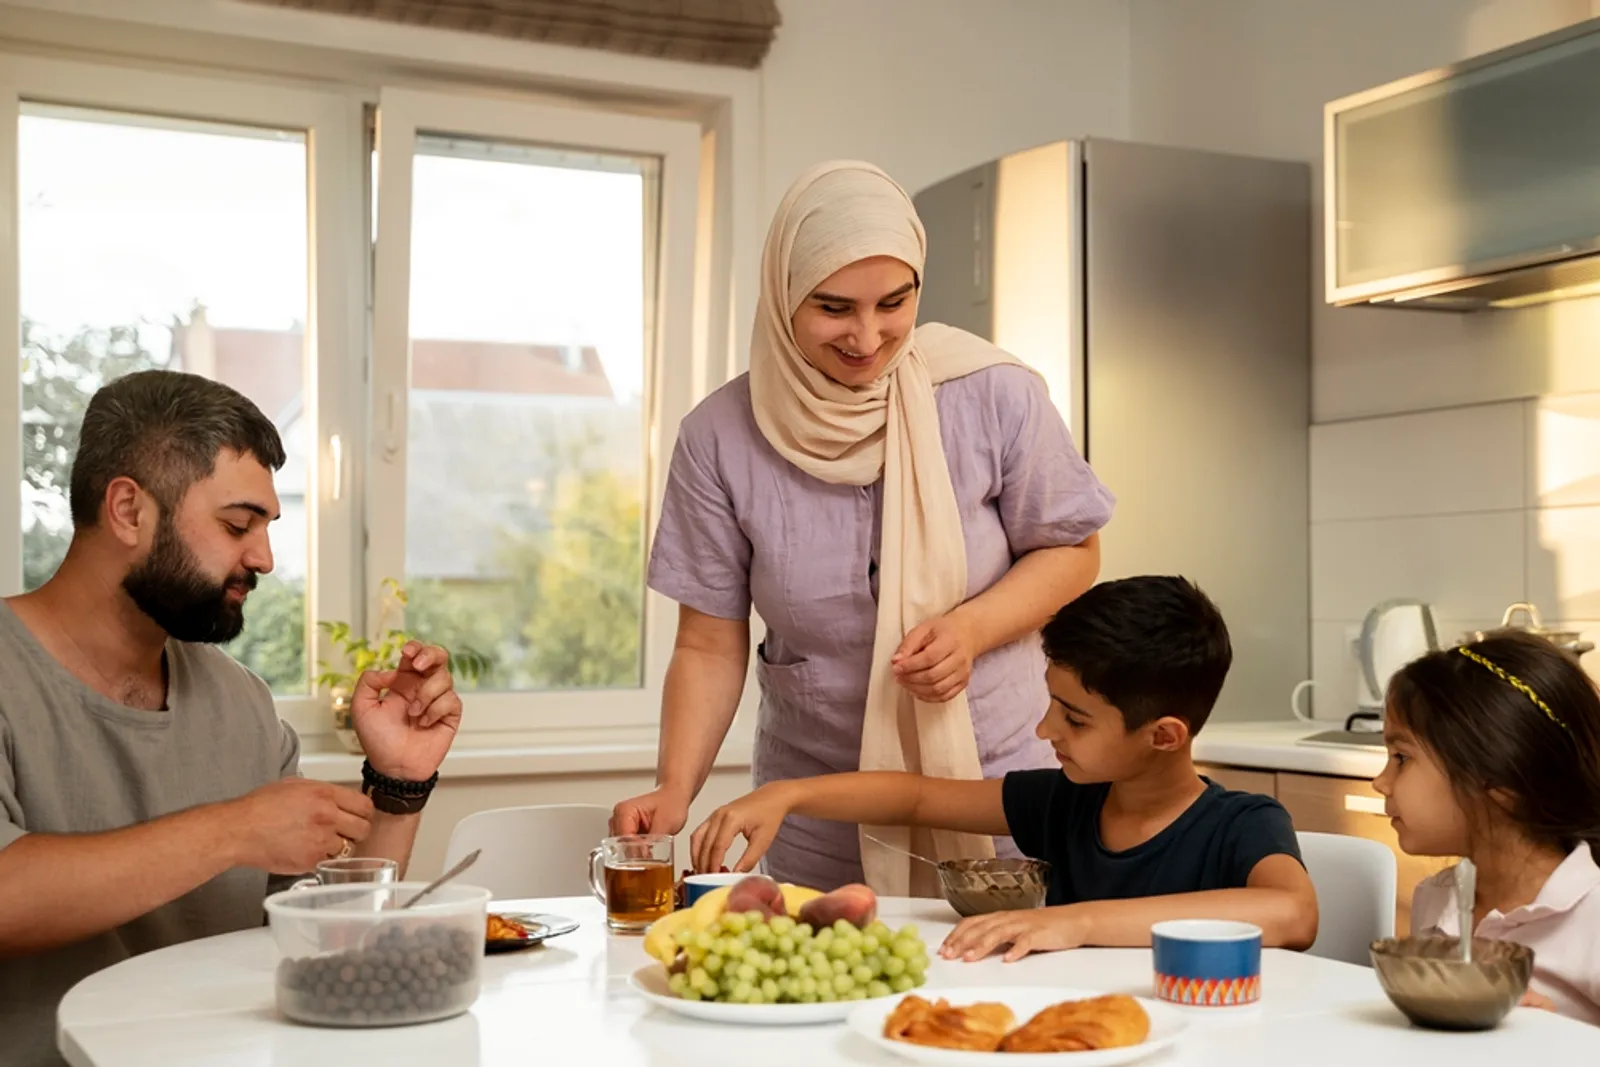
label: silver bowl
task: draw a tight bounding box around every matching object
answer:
[1370,936,1533,1031]
[935,858,1050,917]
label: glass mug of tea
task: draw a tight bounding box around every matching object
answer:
[588,834,674,933]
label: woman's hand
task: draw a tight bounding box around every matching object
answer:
[690,784,793,873]
[892,613,977,703]
[611,785,693,838]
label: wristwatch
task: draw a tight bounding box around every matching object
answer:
[360,760,439,816]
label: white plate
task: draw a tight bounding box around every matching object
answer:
[847,987,1188,1066]
[629,964,903,1026]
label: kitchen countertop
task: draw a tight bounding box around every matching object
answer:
[1193,720,1387,779]
[294,720,1382,783]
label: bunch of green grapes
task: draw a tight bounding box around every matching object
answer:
[666,912,930,1005]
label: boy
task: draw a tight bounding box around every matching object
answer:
[690,576,1318,961]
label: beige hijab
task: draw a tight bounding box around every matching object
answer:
[748,160,1032,896]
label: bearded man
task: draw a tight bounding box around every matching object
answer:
[0,371,464,1067]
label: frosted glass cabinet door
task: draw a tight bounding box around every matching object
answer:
[1326,24,1600,303]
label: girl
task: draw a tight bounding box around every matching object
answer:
[1374,630,1600,1024]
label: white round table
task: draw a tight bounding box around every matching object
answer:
[58,896,1600,1065]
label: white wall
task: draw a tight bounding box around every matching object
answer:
[1129,0,1600,718]
[761,0,1129,209]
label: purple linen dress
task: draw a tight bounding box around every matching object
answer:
[648,364,1114,889]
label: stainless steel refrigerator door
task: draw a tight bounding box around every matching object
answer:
[1083,137,1310,722]
[913,143,1087,446]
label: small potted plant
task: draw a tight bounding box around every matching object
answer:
[315,578,491,753]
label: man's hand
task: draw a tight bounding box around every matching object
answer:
[228,778,375,874]
[938,905,1091,963]
[352,641,463,781]
[892,613,977,703]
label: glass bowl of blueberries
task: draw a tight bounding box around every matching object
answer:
[265,881,491,1027]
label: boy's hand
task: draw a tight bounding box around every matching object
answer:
[690,784,792,874]
[939,905,1090,962]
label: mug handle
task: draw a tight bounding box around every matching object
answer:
[587,847,607,904]
[287,876,318,891]
[1289,679,1316,723]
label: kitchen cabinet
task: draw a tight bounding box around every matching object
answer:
[1196,763,1275,797]
[1197,762,1453,936]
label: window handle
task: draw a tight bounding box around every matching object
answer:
[383,390,400,462]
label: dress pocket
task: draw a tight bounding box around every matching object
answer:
[755,640,814,735]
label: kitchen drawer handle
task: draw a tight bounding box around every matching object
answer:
[1344,795,1386,816]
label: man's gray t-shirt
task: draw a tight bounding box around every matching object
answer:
[0,601,300,1067]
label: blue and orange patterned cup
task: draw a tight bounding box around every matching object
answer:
[1151,920,1263,1008]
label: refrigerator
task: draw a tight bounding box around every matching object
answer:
[914,139,1310,723]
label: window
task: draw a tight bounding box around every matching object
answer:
[370,89,700,731]
[17,105,312,694]
[0,60,708,740]
[399,137,653,692]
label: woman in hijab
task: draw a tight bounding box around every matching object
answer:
[612,161,1114,895]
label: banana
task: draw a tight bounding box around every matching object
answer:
[643,908,694,965]
[780,883,823,916]
[688,885,734,931]
[644,881,825,967]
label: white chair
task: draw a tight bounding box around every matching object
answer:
[442,804,613,900]
[1297,830,1396,965]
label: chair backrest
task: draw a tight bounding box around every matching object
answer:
[442,804,613,900]
[1297,830,1397,965]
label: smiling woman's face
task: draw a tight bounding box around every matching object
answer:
[789,256,918,387]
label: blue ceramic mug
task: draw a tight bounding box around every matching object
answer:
[1151,919,1263,1008]
[682,872,747,907]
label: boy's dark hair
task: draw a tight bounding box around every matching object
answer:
[1388,631,1600,855]
[70,370,285,527]
[1040,576,1232,733]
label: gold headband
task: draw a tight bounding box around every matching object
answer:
[1456,646,1569,731]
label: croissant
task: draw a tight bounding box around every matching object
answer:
[883,995,1016,1052]
[999,994,1151,1052]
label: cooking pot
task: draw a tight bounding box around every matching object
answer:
[1461,602,1593,657]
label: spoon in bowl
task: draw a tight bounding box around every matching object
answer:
[1455,857,1476,962]
[863,832,941,869]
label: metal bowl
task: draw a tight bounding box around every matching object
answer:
[1370,936,1533,1031]
[934,858,1051,917]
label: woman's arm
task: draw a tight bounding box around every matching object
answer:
[893,535,1100,702]
[611,606,749,836]
[951,534,1100,655]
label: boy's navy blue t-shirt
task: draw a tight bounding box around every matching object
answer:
[1001,770,1303,906]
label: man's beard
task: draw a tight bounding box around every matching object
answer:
[122,517,258,644]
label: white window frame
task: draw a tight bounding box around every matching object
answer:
[0,54,368,737]
[0,3,768,760]
[369,87,702,737]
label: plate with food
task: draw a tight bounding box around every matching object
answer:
[631,875,932,1025]
[847,987,1187,1066]
[484,912,578,954]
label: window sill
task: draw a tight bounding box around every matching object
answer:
[297,727,755,784]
